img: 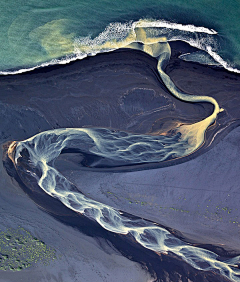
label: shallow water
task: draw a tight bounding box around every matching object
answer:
[0,0,240,73]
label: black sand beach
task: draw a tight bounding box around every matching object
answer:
[1,41,240,281]
[1,145,231,282]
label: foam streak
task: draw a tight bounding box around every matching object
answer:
[1,19,240,75]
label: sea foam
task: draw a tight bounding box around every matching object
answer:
[1,19,239,75]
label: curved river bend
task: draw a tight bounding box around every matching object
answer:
[8,28,240,281]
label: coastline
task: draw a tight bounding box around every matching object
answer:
[0,40,240,280]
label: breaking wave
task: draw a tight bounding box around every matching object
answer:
[1,19,239,75]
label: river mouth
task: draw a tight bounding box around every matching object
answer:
[1,40,240,281]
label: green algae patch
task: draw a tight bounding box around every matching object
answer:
[0,227,56,271]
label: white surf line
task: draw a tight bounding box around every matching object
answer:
[135,19,217,34]
[1,19,239,75]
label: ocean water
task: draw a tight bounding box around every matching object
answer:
[0,0,240,73]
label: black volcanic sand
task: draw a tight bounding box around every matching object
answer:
[55,125,240,255]
[0,43,239,169]
[1,41,240,280]
[0,147,156,282]
[2,145,232,282]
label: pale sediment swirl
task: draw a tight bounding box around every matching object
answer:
[9,33,240,281]
[2,19,240,75]
[81,26,223,155]
[124,30,223,155]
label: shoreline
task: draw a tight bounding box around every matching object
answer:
[0,40,240,280]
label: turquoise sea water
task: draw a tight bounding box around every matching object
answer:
[0,0,240,73]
